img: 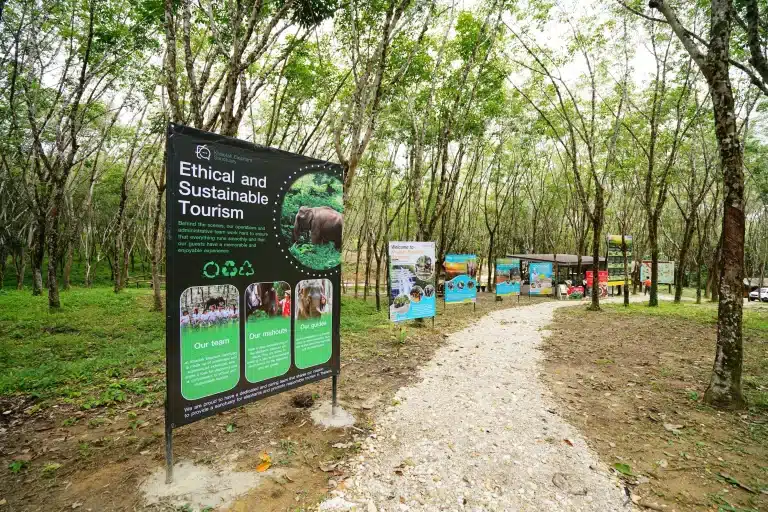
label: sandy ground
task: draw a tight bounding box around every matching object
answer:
[323,299,635,511]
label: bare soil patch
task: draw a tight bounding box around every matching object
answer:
[541,305,768,512]
[0,293,544,511]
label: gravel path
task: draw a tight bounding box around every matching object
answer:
[326,301,632,511]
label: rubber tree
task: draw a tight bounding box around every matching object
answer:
[163,0,337,136]
[620,24,698,307]
[647,0,750,409]
[510,18,625,311]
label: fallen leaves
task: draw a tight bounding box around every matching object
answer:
[662,423,684,434]
[255,451,271,472]
[319,461,339,472]
[613,463,633,477]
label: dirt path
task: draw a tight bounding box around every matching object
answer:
[325,301,632,511]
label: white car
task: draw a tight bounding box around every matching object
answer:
[748,287,768,302]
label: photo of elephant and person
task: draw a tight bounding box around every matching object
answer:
[294,279,333,369]
[178,285,240,400]
[280,172,343,270]
[244,282,291,383]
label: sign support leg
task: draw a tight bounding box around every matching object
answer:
[165,422,173,484]
[331,374,338,417]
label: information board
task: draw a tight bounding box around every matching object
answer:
[528,262,554,295]
[388,242,437,322]
[586,270,609,298]
[495,258,521,296]
[444,254,478,303]
[640,260,675,285]
[606,234,632,286]
[165,124,342,428]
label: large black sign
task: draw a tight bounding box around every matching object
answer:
[165,124,342,428]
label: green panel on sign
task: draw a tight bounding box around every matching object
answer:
[180,323,240,400]
[245,315,291,383]
[295,314,332,369]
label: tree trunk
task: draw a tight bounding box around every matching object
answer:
[374,245,383,311]
[696,260,703,304]
[62,242,73,291]
[674,221,696,303]
[0,244,6,289]
[14,246,25,290]
[588,194,603,311]
[487,230,495,291]
[31,222,44,295]
[84,240,95,287]
[709,231,723,302]
[46,186,65,309]
[113,168,129,293]
[703,53,746,409]
[648,214,659,307]
[150,169,166,311]
[363,234,373,301]
[353,225,364,298]
[622,235,629,307]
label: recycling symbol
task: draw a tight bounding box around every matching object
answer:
[221,260,238,277]
[239,260,255,276]
[202,261,219,279]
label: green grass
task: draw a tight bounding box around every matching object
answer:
[604,301,768,334]
[0,287,391,410]
[0,287,165,407]
[1,255,157,289]
[289,242,340,270]
[339,296,388,334]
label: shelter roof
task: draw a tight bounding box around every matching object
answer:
[507,253,605,265]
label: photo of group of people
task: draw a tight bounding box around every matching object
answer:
[178,280,334,387]
[180,285,240,328]
[245,281,292,320]
[244,281,292,384]
[178,285,241,400]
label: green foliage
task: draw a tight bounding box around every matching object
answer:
[8,460,28,474]
[0,288,388,412]
[613,462,633,476]
[604,303,768,335]
[0,288,165,406]
[339,297,388,334]
[280,173,343,270]
[288,243,340,271]
[289,0,339,27]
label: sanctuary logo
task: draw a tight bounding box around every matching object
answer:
[195,144,211,160]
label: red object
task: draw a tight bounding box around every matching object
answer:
[585,270,608,287]
[281,298,291,317]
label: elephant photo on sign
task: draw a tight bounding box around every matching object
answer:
[293,206,342,249]
[295,279,332,320]
[280,172,343,271]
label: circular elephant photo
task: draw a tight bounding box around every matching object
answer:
[424,284,435,297]
[281,172,343,270]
